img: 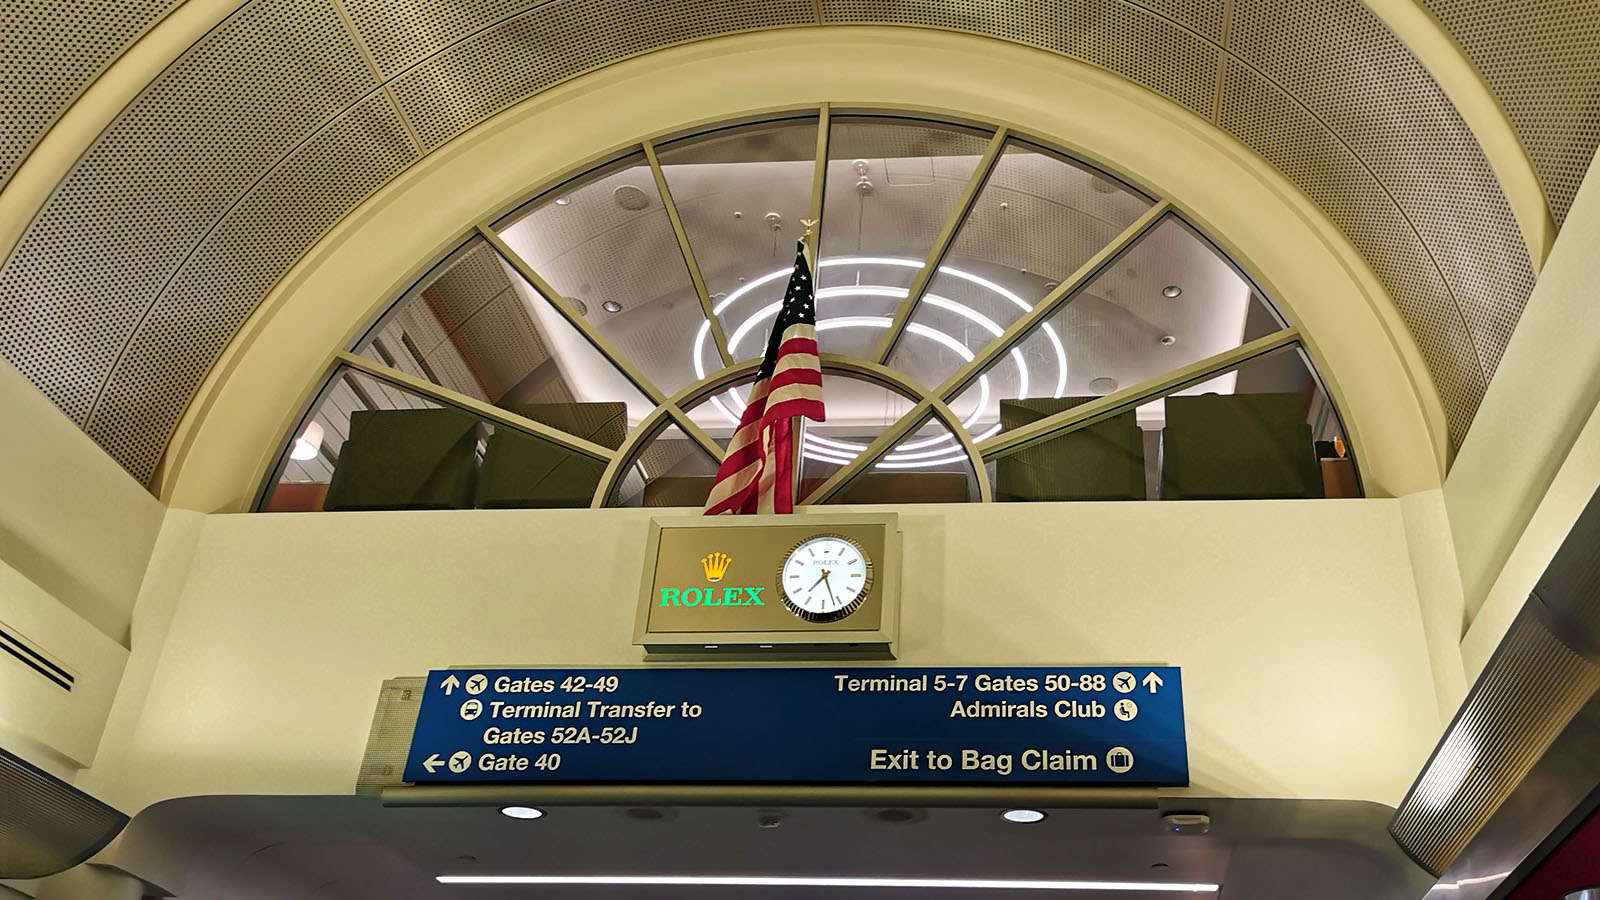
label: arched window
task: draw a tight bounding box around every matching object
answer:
[261,110,1356,512]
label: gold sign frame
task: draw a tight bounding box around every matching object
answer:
[633,512,901,658]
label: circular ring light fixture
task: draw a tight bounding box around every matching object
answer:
[690,257,1069,469]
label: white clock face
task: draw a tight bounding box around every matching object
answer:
[779,535,873,622]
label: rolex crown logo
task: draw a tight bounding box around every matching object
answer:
[702,552,731,583]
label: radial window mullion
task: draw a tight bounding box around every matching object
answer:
[643,139,734,367]
[977,329,1303,461]
[801,399,932,505]
[933,201,1173,407]
[476,224,672,407]
[336,352,616,462]
[870,128,1010,365]
[808,103,831,241]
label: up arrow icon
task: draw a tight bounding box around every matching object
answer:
[1143,672,1164,694]
[441,675,461,695]
[423,753,445,774]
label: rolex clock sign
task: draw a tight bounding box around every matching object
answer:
[635,514,900,656]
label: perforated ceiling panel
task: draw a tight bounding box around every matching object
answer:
[0,0,1569,481]
[1229,0,1535,380]
[0,0,375,429]
[1421,0,1600,224]
[389,0,815,151]
[84,92,419,476]
[822,0,1221,118]
[0,0,181,189]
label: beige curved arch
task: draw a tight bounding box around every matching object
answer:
[159,27,1445,511]
[1360,0,1556,270]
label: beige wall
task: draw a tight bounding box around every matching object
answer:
[86,499,1444,815]
[0,360,165,645]
[1445,148,1600,646]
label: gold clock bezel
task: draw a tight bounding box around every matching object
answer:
[775,532,876,623]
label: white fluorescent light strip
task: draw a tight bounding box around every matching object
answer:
[437,875,1219,892]
[691,258,1069,469]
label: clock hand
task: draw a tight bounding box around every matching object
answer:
[806,572,826,592]
[822,571,836,606]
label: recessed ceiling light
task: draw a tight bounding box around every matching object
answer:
[1088,377,1118,396]
[1001,809,1046,824]
[553,196,571,206]
[438,875,1220,892]
[566,297,588,316]
[1160,335,1177,346]
[1162,285,1182,298]
[602,300,623,313]
[499,806,544,819]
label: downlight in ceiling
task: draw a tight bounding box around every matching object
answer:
[1088,377,1119,395]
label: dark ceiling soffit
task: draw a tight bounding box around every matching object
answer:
[1389,485,1600,880]
[0,745,129,879]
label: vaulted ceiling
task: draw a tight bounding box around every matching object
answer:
[1,0,1596,483]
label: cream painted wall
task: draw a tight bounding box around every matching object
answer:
[1444,149,1600,641]
[0,360,165,645]
[87,500,1443,816]
[1398,490,1467,716]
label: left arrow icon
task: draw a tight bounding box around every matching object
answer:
[423,753,445,773]
[441,675,461,695]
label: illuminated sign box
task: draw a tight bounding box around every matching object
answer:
[634,513,900,657]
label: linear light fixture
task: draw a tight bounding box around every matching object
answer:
[437,875,1219,892]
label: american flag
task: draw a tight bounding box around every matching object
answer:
[704,240,826,515]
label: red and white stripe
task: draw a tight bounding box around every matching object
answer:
[703,324,824,515]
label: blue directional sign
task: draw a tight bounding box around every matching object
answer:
[403,667,1186,786]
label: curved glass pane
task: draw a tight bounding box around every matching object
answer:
[986,346,1357,501]
[676,368,976,505]
[890,139,1153,389]
[354,238,655,435]
[264,368,615,512]
[949,216,1287,443]
[836,412,980,505]
[611,421,720,508]
[657,118,818,375]
[814,118,993,361]
[494,152,706,395]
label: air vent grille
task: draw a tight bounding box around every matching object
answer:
[0,621,75,692]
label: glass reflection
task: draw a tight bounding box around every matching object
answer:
[950,216,1287,443]
[890,140,1152,388]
